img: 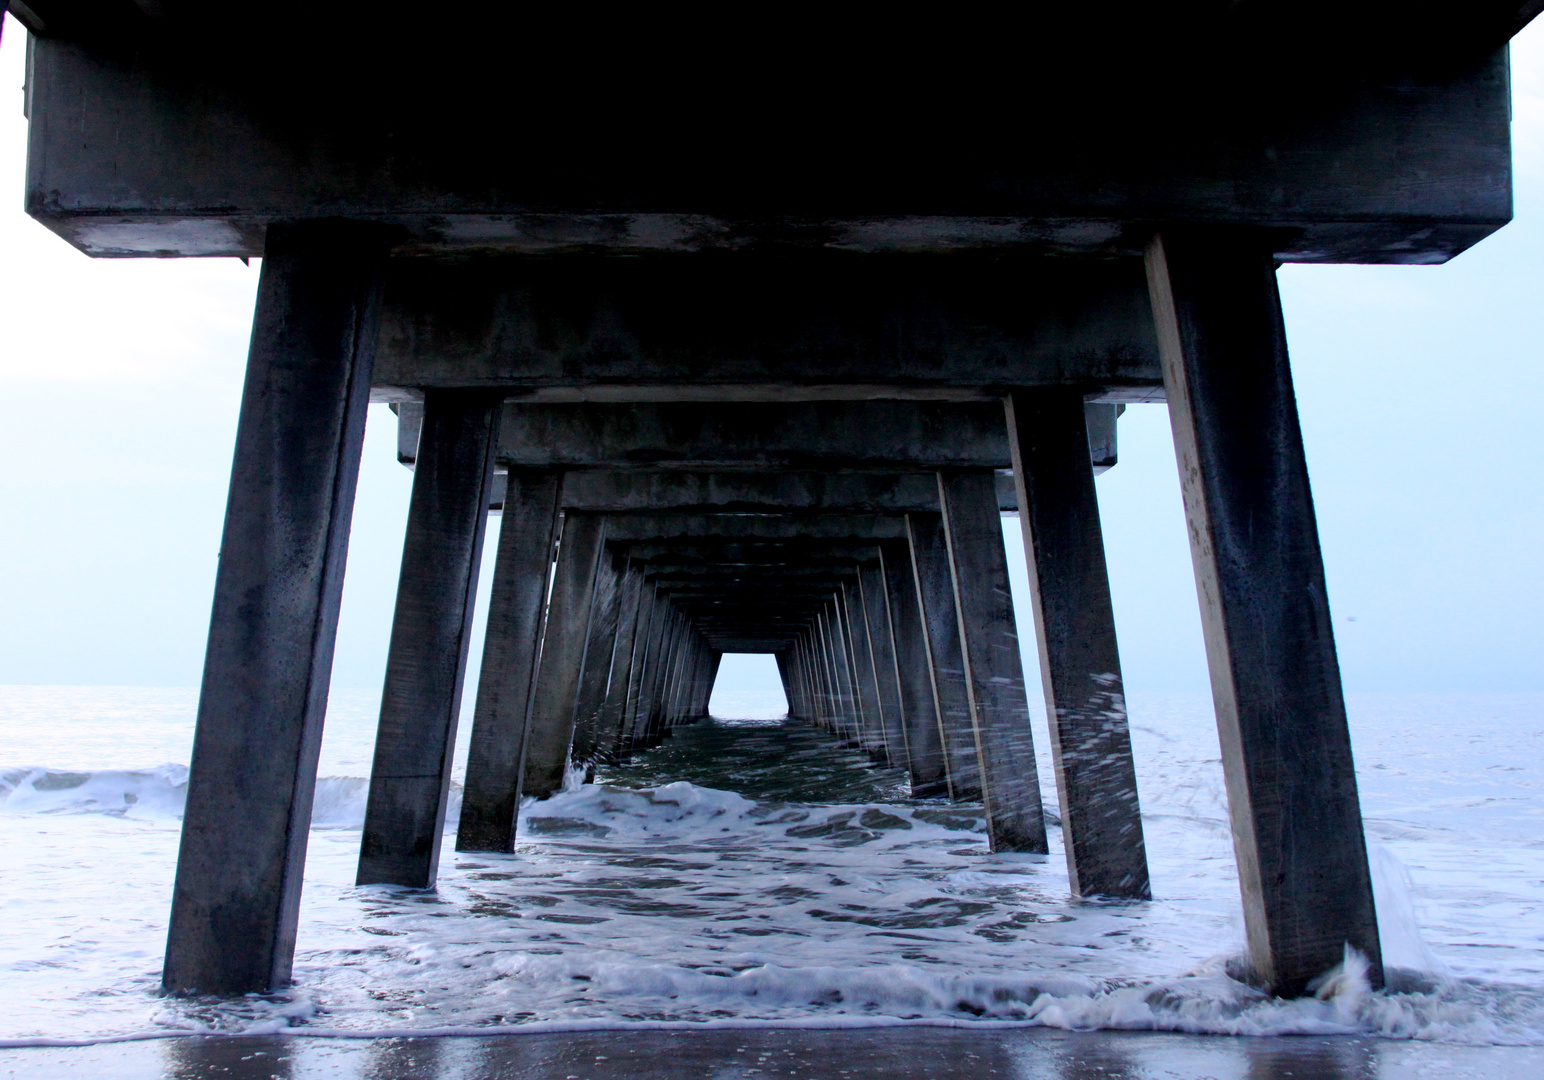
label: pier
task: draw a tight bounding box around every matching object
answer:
[6,1,1538,1014]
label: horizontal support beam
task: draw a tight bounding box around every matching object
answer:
[374,256,1159,394]
[27,36,1512,264]
[600,515,909,541]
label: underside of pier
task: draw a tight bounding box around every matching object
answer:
[12,0,1538,1010]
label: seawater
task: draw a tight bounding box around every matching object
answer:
[2,687,1543,1045]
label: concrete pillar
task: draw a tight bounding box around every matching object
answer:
[1006,390,1150,896]
[810,618,832,728]
[621,582,660,753]
[523,513,608,798]
[665,613,692,728]
[843,577,885,759]
[1147,228,1382,995]
[662,610,690,728]
[905,513,982,801]
[810,612,835,730]
[456,469,563,853]
[824,599,860,745]
[632,585,672,748]
[658,607,686,733]
[787,636,811,721]
[357,390,503,887]
[676,633,702,722]
[701,649,723,717]
[647,607,681,738]
[636,599,672,745]
[880,539,947,797]
[775,651,795,716]
[597,558,646,758]
[858,559,906,767]
[938,470,1048,854]
[786,639,804,719]
[569,545,626,764]
[163,220,388,995]
[799,640,818,721]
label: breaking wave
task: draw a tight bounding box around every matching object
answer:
[5,699,1543,1047]
[0,766,457,828]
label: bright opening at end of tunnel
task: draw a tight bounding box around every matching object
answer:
[707,653,789,719]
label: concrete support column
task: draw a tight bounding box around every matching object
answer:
[1147,228,1382,995]
[674,632,700,723]
[788,636,811,721]
[164,221,388,995]
[906,513,982,801]
[648,607,682,737]
[621,583,660,753]
[637,600,671,744]
[859,559,906,767]
[570,545,626,764]
[457,469,563,852]
[775,651,795,717]
[844,577,885,759]
[634,586,673,747]
[597,559,645,759]
[664,611,691,728]
[938,470,1048,853]
[686,629,707,719]
[357,389,503,887]
[811,618,833,728]
[1006,390,1150,896]
[793,640,814,720]
[661,608,687,732]
[701,649,723,717]
[811,612,835,730]
[820,610,842,732]
[654,608,685,735]
[523,513,608,798]
[880,539,947,797]
[825,599,860,744]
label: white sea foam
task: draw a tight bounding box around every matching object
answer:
[1,689,1541,1046]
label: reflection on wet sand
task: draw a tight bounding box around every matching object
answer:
[53,1029,1510,1080]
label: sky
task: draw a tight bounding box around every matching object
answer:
[0,15,1540,700]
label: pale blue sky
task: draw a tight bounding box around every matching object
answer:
[0,14,1539,697]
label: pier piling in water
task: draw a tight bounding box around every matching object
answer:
[20,3,1533,995]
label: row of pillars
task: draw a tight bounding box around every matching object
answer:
[161,220,1382,1003]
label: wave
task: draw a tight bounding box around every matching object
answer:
[0,766,460,828]
[12,949,1544,1047]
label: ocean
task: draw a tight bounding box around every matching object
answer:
[2,686,1542,1046]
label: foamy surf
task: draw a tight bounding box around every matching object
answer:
[3,693,1542,1048]
[0,767,454,830]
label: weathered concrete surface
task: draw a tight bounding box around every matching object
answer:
[24,22,1516,262]
[846,583,886,754]
[456,470,562,853]
[601,514,911,542]
[859,559,906,765]
[557,471,945,513]
[374,256,1159,397]
[493,401,1013,470]
[521,513,607,799]
[1006,389,1149,898]
[357,390,501,888]
[162,221,388,996]
[594,560,647,757]
[905,513,982,802]
[1147,228,1383,996]
[938,471,1049,855]
[6,1028,1540,1080]
[568,547,628,764]
[880,538,948,797]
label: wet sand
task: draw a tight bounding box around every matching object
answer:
[3,1027,1539,1080]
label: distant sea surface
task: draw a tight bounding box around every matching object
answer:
[2,687,1542,1044]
